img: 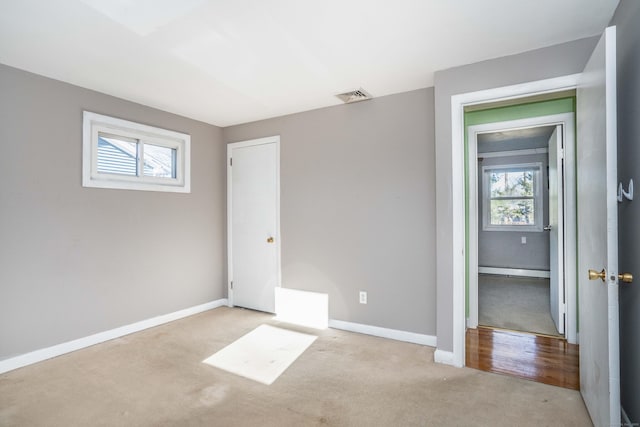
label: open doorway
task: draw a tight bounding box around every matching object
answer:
[464,109,579,389]
[475,125,561,337]
[443,76,583,370]
[467,112,577,343]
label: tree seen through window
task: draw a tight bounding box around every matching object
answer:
[488,167,536,226]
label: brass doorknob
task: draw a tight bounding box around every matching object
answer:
[588,269,606,282]
[267,237,274,243]
[619,272,633,283]
[588,268,633,283]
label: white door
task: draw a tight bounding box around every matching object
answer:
[548,126,565,334]
[228,136,280,313]
[577,26,620,427]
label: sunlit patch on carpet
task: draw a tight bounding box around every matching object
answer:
[202,324,317,385]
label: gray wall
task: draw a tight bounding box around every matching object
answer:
[477,153,549,270]
[224,89,436,335]
[610,0,640,422]
[433,37,598,352]
[0,64,226,361]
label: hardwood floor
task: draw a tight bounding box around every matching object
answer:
[466,326,580,390]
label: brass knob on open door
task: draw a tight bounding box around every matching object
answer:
[588,269,633,283]
[619,272,633,283]
[267,237,274,243]
[588,269,606,282]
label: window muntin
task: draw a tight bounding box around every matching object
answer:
[83,112,190,193]
[482,163,542,231]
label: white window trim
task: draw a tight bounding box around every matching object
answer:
[82,111,191,193]
[481,162,543,232]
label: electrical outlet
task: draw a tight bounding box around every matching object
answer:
[521,236,527,244]
[359,291,367,304]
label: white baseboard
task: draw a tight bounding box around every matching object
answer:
[434,349,458,366]
[0,299,228,375]
[328,319,436,347]
[478,266,550,279]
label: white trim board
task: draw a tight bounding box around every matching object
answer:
[445,73,581,368]
[434,349,457,366]
[478,267,551,279]
[0,299,228,375]
[328,319,436,347]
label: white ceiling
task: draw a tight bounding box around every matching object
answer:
[478,126,556,144]
[0,0,619,127]
[477,126,555,153]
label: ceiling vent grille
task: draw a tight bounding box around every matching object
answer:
[335,88,372,104]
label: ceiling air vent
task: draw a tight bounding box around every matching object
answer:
[335,88,372,104]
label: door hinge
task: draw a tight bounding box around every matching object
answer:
[561,303,566,314]
[230,281,233,289]
[230,158,233,166]
[559,148,564,159]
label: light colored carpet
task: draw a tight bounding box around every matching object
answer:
[203,324,317,385]
[0,307,590,426]
[479,274,561,336]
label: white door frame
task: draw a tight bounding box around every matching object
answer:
[227,135,281,308]
[448,74,580,367]
[467,113,577,344]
